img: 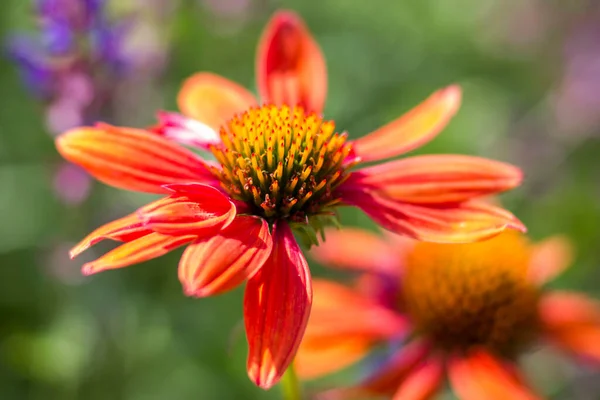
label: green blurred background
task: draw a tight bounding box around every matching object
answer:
[1,0,599,399]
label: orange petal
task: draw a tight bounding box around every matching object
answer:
[177,72,257,131]
[341,189,526,243]
[56,124,216,194]
[296,279,407,379]
[256,10,327,113]
[448,351,540,400]
[178,216,272,297]
[539,292,600,361]
[309,227,400,275]
[69,213,151,259]
[306,280,407,339]
[391,357,444,400]
[139,184,236,235]
[295,335,372,380]
[352,85,462,163]
[244,220,312,389]
[349,154,523,204]
[81,233,195,275]
[528,236,573,285]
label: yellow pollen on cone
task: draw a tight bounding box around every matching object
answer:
[401,232,541,358]
[210,105,355,221]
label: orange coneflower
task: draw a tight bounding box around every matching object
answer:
[297,228,600,399]
[56,10,525,389]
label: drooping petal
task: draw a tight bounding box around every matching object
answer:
[152,111,221,150]
[309,228,400,274]
[244,220,312,389]
[528,236,573,285]
[177,72,257,131]
[138,184,236,235]
[355,341,431,396]
[296,280,407,379]
[348,154,523,204]
[69,213,150,259]
[539,292,600,362]
[448,351,541,400]
[391,357,444,400]
[178,216,272,297]
[56,124,216,194]
[256,10,327,113]
[351,85,462,163]
[81,233,195,275]
[341,189,525,243]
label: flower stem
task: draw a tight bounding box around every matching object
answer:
[281,363,302,400]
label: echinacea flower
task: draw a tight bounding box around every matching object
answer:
[297,228,600,399]
[56,10,525,389]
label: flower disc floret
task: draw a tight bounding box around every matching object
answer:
[210,104,354,221]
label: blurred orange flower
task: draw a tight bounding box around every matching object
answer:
[56,10,525,389]
[297,229,600,399]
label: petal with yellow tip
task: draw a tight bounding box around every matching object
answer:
[352,85,462,163]
[177,72,257,131]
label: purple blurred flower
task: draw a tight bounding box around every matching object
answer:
[8,0,170,205]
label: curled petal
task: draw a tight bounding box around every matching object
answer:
[256,10,327,113]
[296,280,407,379]
[56,124,216,194]
[539,292,600,362]
[392,357,444,400]
[341,190,525,243]
[139,184,236,235]
[70,213,150,259]
[448,351,540,400]
[528,236,573,285]
[82,233,195,275]
[309,227,400,275]
[178,216,272,297]
[348,155,523,204]
[244,220,312,389]
[177,72,257,131]
[352,85,462,163]
[152,111,221,150]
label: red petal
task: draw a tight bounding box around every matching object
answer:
[391,357,444,400]
[177,72,257,131]
[528,236,573,285]
[448,351,540,400]
[296,279,407,379]
[352,85,462,163]
[349,154,523,204]
[539,292,600,362]
[341,189,526,243]
[256,10,327,113]
[309,227,402,275]
[139,184,236,235]
[56,124,216,194]
[152,111,222,150]
[81,233,195,275]
[244,220,312,389]
[69,213,150,259]
[178,216,272,297]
